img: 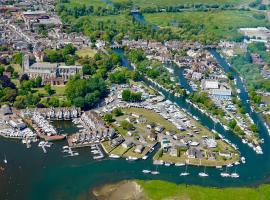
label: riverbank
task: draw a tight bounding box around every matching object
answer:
[92,180,270,200]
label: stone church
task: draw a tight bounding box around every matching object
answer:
[22,54,82,85]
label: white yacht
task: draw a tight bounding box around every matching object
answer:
[180,172,190,176]
[198,172,209,177]
[151,171,160,175]
[180,165,190,176]
[109,154,120,158]
[231,173,240,178]
[220,172,231,177]
[199,166,209,177]
[142,169,151,174]
[142,155,148,160]
[175,162,185,167]
[3,154,7,164]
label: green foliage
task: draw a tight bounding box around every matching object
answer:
[112,107,123,116]
[120,120,134,130]
[44,44,77,63]
[228,119,237,129]
[122,89,142,102]
[189,92,224,117]
[104,113,115,123]
[44,85,55,96]
[11,53,23,65]
[65,75,108,109]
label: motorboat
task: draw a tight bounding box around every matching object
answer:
[220,172,231,177]
[142,169,151,174]
[198,172,209,177]
[3,154,7,164]
[151,171,160,175]
[175,162,185,167]
[199,166,209,177]
[142,155,148,160]
[180,172,190,176]
[231,173,240,178]
[109,154,120,158]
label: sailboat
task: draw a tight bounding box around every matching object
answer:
[142,169,151,174]
[180,165,190,176]
[151,165,160,175]
[3,154,7,164]
[198,166,209,177]
[231,167,240,178]
[220,166,231,177]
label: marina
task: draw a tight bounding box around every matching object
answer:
[1,50,270,200]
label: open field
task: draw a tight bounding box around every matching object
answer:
[93,180,270,200]
[144,10,269,42]
[138,180,270,200]
[33,85,66,97]
[122,107,180,132]
[112,0,253,8]
[76,47,97,58]
[63,0,107,8]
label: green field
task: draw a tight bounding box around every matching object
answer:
[33,85,66,97]
[76,47,97,58]
[138,180,270,200]
[112,0,253,8]
[144,10,269,42]
[64,0,107,8]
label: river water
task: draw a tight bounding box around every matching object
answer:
[1,50,270,200]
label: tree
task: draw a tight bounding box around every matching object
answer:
[65,76,108,109]
[122,89,131,101]
[82,64,93,75]
[65,55,75,65]
[120,120,134,130]
[20,74,29,83]
[112,108,123,116]
[250,124,258,133]
[228,120,237,130]
[44,85,55,96]
[1,87,17,102]
[48,97,60,107]
[0,66,4,75]
[11,53,23,65]
[34,76,42,88]
[104,113,115,123]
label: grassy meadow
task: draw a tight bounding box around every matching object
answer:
[144,10,269,42]
[137,180,270,200]
[112,0,253,8]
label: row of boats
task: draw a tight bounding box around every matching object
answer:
[38,141,53,153]
[62,146,79,157]
[142,165,240,178]
[90,144,104,160]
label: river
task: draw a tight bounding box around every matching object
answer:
[1,50,270,200]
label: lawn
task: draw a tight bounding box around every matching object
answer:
[144,10,269,42]
[137,180,270,200]
[63,0,107,8]
[112,0,253,8]
[33,85,66,97]
[76,47,97,58]
[122,107,179,131]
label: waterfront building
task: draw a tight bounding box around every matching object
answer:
[211,89,232,100]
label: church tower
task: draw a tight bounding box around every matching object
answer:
[22,54,30,72]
